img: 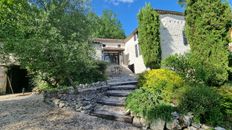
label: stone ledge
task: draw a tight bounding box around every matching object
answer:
[78,85,109,93]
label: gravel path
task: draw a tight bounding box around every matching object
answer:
[0,94,140,130]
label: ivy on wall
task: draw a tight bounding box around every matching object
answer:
[138,3,161,69]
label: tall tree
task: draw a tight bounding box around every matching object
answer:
[185,0,232,85]
[138,3,161,69]
[0,0,99,88]
[88,10,126,39]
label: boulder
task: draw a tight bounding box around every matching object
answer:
[188,126,197,130]
[183,113,193,127]
[132,117,143,127]
[215,126,226,130]
[192,123,201,129]
[150,119,165,130]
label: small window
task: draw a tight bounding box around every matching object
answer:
[118,44,121,48]
[102,44,106,47]
[135,44,139,57]
[134,32,138,41]
[183,31,188,45]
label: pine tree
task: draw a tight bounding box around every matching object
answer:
[185,0,232,85]
[138,3,161,69]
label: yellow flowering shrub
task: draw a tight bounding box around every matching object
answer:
[138,69,184,104]
[126,69,184,122]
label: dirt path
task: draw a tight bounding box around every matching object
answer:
[0,94,139,130]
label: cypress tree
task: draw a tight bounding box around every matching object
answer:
[185,0,232,85]
[138,3,161,69]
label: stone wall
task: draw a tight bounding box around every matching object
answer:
[130,112,225,130]
[0,66,7,95]
[43,81,108,114]
[160,14,190,59]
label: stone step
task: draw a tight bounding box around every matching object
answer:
[109,85,137,90]
[108,81,138,86]
[106,90,132,97]
[97,97,126,106]
[94,105,129,115]
[91,110,133,123]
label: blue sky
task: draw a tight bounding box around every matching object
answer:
[91,0,232,36]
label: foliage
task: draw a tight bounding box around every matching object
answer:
[88,10,126,39]
[126,89,175,122]
[161,54,207,85]
[126,69,184,122]
[138,69,184,104]
[76,61,107,84]
[179,86,223,126]
[217,83,232,127]
[185,0,232,86]
[161,54,192,77]
[0,0,106,89]
[138,3,161,69]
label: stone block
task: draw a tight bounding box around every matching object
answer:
[132,117,143,127]
[150,119,165,130]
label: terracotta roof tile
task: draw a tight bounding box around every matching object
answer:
[93,38,125,43]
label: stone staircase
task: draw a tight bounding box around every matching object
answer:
[91,81,137,124]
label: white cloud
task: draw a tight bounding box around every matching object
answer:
[106,0,135,5]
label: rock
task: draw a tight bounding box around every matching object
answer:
[172,111,180,119]
[201,124,211,130]
[53,99,60,106]
[150,119,165,130]
[192,123,201,129]
[215,126,226,130]
[58,101,66,108]
[140,118,149,127]
[125,109,130,115]
[189,126,197,130]
[132,117,143,127]
[166,120,181,130]
[83,104,92,110]
[183,113,193,127]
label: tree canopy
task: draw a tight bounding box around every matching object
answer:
[88,10,126,39]
[138,3,161,69]
[0,0,106,88]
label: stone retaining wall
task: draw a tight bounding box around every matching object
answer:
[43,81,109,114]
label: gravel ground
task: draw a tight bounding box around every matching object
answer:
[0,94,140,130]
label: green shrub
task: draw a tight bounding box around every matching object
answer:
[161,54,192,77]
[162,53,228,86]
[126,89,175,122]
[217,84,232,128]
[179,86,223,126]
[126,69,184,122]
[77,61,107,84]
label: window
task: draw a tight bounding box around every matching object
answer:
[118,44,121,48]
[135,44,139,57]
[134,32,138,41]
[102,44,106,47]
[183,31,188,45]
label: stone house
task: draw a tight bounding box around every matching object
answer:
[94,9,190,74]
